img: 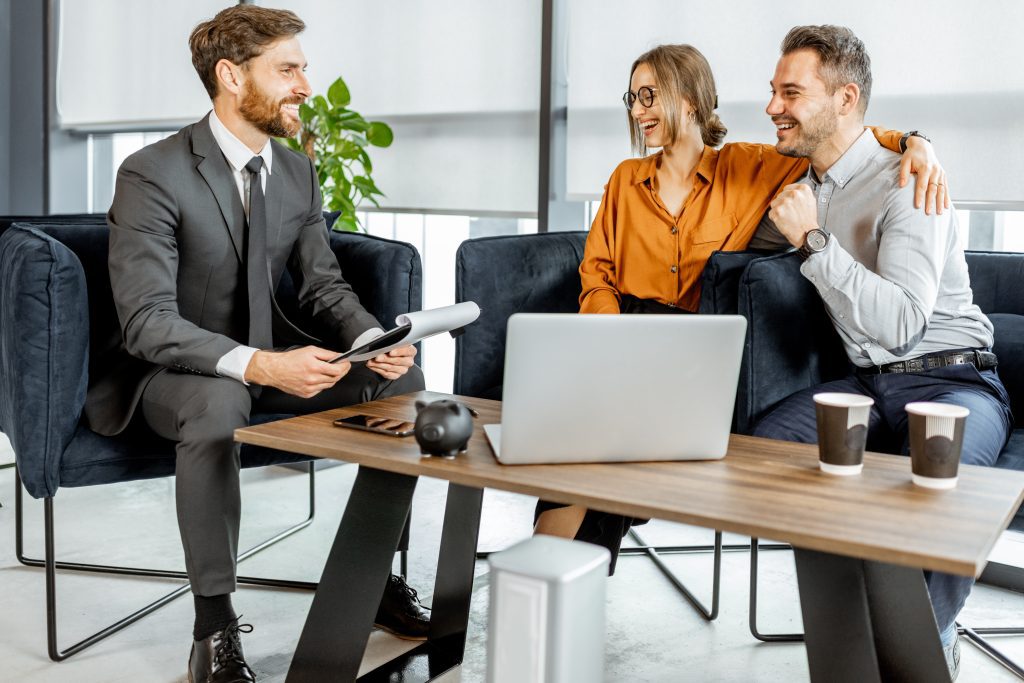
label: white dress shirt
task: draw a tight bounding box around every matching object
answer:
[207,110,381,384]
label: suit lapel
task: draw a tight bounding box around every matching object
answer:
[192,115,246,263]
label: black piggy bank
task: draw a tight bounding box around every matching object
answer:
[414,399,474,458]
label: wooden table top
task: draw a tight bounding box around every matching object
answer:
[236,391,1024,577]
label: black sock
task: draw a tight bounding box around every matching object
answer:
[193,593,237,641]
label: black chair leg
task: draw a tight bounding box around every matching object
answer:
[748,537,804,642]
[957,623,1024,680]
[16,462,320,661]
[949,561,1024,680]
[398,511,411,579]
[623,527,722,620]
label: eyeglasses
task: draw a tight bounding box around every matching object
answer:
[622,86,657,110]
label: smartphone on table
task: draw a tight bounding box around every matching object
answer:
[333,414,415,437]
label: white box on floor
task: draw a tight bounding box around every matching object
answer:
[487,535,609,683]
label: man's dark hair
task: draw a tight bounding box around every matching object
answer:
[189,5,305,99]
[781,25,872,114]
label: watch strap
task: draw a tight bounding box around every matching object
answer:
[899,130,931,153]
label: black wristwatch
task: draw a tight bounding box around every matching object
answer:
[899,130,931,153]
[798,228,830,260]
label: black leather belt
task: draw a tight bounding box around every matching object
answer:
[858,348,998,375]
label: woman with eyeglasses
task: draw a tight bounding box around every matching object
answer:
[533,43,949,567]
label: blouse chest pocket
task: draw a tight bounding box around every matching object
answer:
[691,213,738,245]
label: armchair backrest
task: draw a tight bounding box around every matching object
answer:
[454,232,587,399]
[966,251,1024,426]
[0,221,423,498]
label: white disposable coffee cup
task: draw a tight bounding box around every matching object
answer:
[906,402,970,489]
[813,393,874,475]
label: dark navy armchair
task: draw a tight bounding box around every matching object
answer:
[0,217,422,660]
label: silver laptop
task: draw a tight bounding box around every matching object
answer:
[484,313,747,465]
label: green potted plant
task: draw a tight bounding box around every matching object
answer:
[283,76,393,232]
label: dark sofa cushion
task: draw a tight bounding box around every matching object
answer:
[990,313,1024,427]
[0,227,91,497]
[454,232,587,399]
[57,414,313,488]
[0,213,107,238]
[967,251,1024,317]
[698,250,770,315]
[734,251,848,435]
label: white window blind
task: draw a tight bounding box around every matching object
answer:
[272,0,540,215]
[56,0,222,131]
[57,0,541,215]
[566,0,1024,204]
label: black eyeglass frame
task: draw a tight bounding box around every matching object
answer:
[622,86,657,110]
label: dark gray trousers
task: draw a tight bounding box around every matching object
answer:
[140,362,425,596]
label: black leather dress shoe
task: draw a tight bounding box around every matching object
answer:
[188,618,257,683]
[374,574,431,640]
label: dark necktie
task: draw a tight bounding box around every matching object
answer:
[245,156,273,350]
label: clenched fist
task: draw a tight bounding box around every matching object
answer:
[768,183,821,248]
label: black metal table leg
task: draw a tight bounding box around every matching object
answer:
[286,466,418,683]
[359,483,485,682]
[793,548,951,683]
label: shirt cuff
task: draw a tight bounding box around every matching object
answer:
[216,345,259,385]
[351,327,385,351]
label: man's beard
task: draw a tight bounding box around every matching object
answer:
[239,79,301,139]
[775,100,837,158]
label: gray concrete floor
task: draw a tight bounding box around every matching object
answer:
[2,433,1024,682]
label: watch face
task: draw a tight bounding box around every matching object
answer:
[807,230,828,251]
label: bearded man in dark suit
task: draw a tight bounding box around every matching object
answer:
[86,6,429,681]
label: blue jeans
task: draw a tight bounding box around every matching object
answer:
[753,364,1013,642]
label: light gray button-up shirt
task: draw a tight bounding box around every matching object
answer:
[751,128,993,368]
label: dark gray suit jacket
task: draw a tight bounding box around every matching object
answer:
[85,114,380,436]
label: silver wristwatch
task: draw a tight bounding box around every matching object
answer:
[798,228,829,260]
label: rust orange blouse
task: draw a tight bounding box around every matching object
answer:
[579,128,905,313]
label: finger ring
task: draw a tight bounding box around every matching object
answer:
[928,181,939,186]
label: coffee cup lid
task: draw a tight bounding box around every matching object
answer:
[905,402,970,419]
[813,392,874,408]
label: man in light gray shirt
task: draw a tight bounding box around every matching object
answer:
[751,25,1012,679]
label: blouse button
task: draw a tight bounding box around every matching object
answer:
[670,265,678,273]
[671,227,678,234]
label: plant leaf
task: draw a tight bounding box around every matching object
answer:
[352,175,383,197]
[366,121,394,147]
[313,95,330,116]
[327,77,351,108]
[340,117,370,133]
[298,102,315,123]
[333,215,360,232]
[357,148,373,173]
[338,140,362,160]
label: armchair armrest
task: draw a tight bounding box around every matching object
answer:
[0,226,91,497]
